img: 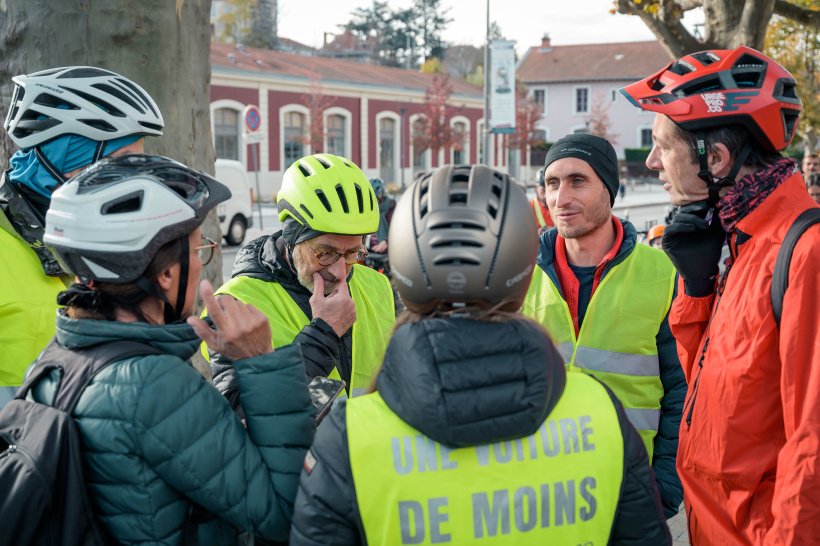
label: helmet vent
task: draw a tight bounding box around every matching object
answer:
[369,188,374,211]
[433,257,480,266]
[57,68,115,79]
[774,78,800,101]
[448,172,470,205]
[669,60,696,76]
[92,83,145,115]
[61,86,126,118]
[101,190,144,215]
[315,155,332,169]
[678,76,723,97]
[430,221,484,231]
[33,93,79,110]
[315,189,333,212]
[733,53,766,70]
[300,204,314,219]
[782,110,799,140]
[79,119,117,132]
[139,121,163,131]
[354,183,364,213]
[298,163,313,177]
[432,240,483,248]
[418,179,431,218]
[690,51,720,66]
[115,78,160,118]
[335,184,350,213]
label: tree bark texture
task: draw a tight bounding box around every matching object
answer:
[0,0,219,376]
[617,0,777,59]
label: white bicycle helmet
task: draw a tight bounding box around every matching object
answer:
[3,66,164,150]
[45,154,230,322]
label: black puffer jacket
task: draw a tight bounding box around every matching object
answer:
[210,232,400,417]
[290,317,672,545]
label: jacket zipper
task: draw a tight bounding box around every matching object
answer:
[1,440,53,507]
[683,258,734,428]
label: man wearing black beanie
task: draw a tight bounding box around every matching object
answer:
[521,133,686,520]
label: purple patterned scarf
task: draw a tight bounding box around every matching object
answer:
[717,158,796,232]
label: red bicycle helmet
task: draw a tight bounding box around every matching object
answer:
[621,46,801,152]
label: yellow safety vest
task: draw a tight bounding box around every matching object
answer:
[530,198,549,228]
[521,244,675,460]
[0,221,71,402]
[205,264,395,397]
[347,373,624,545]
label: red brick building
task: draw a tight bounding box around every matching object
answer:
[210,43,502,199]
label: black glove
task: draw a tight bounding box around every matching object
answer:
[661,200,726,297]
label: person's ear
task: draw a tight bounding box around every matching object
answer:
[155,263,179,293]
[708,142,733,178]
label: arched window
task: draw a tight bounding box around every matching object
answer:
[453,121,467,164]
[284,111,305,167]
[412,117,429,173]
[214,108,239,160]
[379,117,395,182]
[326,114,346,157]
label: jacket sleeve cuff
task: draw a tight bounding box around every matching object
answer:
[683,277,717,298]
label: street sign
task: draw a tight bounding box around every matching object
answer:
[243,104,262,134]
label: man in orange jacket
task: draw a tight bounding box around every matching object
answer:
[622,46,820,545]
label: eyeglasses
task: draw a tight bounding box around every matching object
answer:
[195,236,218,266]
[305,240,368,266]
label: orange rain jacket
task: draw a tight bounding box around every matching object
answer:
[671,173,820,545]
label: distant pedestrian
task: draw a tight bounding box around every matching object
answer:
[619,181,626,200]
[531,167,554,234]
[623,45,820,544]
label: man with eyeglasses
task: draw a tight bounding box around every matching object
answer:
[204,154,398,413]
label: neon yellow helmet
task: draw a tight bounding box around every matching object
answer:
[277,154,379,240]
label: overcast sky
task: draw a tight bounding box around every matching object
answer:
[278,0,704,55]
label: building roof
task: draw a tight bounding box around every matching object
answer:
[276,37,316,56]
[517,40,673,84]
[211,42,483,98]
[319,30,369,57]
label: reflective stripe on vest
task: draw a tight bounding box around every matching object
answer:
[531,198,548,228]
[0,226,70,403]
[347,373,624,545]
[205,264,395,393]
[521,243,675,460]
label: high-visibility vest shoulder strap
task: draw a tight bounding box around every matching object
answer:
[347,372,624,545]
[531,198,548,228]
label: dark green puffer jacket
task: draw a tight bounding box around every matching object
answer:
[30,311,315,545]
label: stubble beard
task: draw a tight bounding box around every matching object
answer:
[553,191,611,240]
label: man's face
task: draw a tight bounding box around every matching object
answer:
[809,185,820,205]
[291,233,365,295]
[803,156,820,174]
[544,157,612,240]
[535,185,547,207]
[646,114,709,206]
[62,139,145,179]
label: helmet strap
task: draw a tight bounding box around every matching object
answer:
[695,132,753,207]
[92,140,107,163]
[34,146,69,186]
[133,235,190,325]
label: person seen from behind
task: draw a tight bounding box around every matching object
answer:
[622,45,820,544]
[521,134,685,518]
[34,154,314,544]
[205,154,397,409]
[0,66,163,408]
[289,164,672,545]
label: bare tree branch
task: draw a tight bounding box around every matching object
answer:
[617,0,702,59]
[739,0,776,49]
[774,0,820,28]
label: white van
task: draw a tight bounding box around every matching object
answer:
[214,159,253,246]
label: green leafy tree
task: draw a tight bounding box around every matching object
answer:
[765,1,820,152]
[412,0,453,60]
[420,57,443,74]
[218,0,276,49]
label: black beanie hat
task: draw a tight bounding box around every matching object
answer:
[545,134,620,206]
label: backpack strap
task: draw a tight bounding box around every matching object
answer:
[19,339,165,414]
[771,208,820,328]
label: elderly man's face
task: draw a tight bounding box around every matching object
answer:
[291,234,365,295]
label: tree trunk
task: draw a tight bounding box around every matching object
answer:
[0,0,218,377]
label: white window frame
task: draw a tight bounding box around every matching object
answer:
[375,110,401,183]
[533,87,548,116]
[280,104,310,171]
[409,113,430,171]
[449,115,471,165]
[573,85,591,115]
[637,126,654,149]
[322,106,353,159]
[210,99,246,166]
